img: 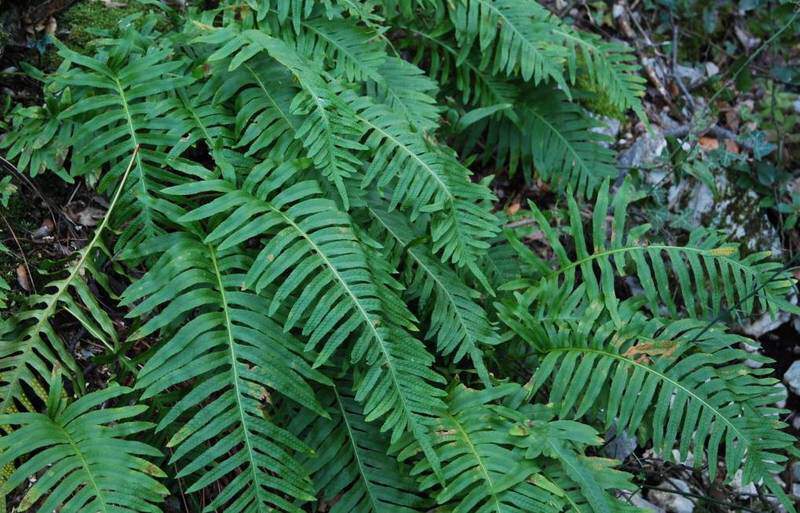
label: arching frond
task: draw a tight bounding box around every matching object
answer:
[365,197,499,385]
[509,180,799,321]
[292,384,426,513]
[556,29,646,121]
[0,153,135,413]
[472,88,617,195]
[53,38,192,253]
[502,304,792,491]
[0,384,167,513]
[348,94,500,270]
[164,159,447,475]
[367,56,441,132]
[121,232,328,513]
[449,0,567,87]
[202,28,365,207]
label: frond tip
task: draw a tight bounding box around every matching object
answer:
[0,384,167,513]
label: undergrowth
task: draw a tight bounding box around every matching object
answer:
[0,1,798,512]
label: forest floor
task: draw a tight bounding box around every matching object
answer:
[1,1,799,512]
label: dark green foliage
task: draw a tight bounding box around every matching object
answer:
[0,1,796,513]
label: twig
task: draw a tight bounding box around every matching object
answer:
[0,212,36,294]
[641,485,773,513]
[671,17,696,113]
[503,218,539,229]
[662,124,756,150]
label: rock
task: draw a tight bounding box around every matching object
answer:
[793,483,800,498]
[648,479,695,513]
[591,116,621,148]
[784,360,800,396]
[743,310,791,338]
[604,425,637,460]
[671,449,695,468]
[674,64,705,89]
[792,462,800,483]
[704,62,720,77]
[793,99,800,115]
[680,171,783,257]
[773,382,788,409]
[731,469,757,498]
[619,127,667,172]
[619,491,665,513]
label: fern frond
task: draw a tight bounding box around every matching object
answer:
[203,28,365,207]
[0,384,167,513]
[0,92,76,182]
[348,94,500,269]
[286,16,387,82]
[292,384,426,513]
[556,29,646,121]
[404,384,633,513]
[398,24,520,108]
[53,39,192,252]
[366,56,441,132]
[512,180,798,321]
[0,152,135,413]
[122,232,328,513]
[449,0,567,87]
[475,88,617,195]
[365,197,498,385]
[508,309,793,490]
[165,159,448,474]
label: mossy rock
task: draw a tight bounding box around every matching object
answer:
[41,0,162,69]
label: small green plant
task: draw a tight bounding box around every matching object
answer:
[0,1,796,512]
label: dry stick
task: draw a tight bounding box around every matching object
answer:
[634,5,800,196]
[671,17,696,113]
[0,211,36,294]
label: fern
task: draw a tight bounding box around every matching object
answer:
[121,232,326,513]
[0,382,166,513]
[0,151,136,413]
[1,2,797,513]
[291,383,426,513]
[505,180,799,321]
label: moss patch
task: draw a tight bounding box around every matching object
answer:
[40,0,147,69]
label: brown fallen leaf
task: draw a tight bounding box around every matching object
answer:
[16,264,31,292]
[32,218,55,240]
[67,205,106,227]
[699,136,719,151]
[506,201,521,215]
[724,139,740,153]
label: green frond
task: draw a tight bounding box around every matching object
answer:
[508,311,793,490]
[53,38,192,252]
[215,55,303,160]
[398,24,520,108]
[203,28,365,207]
[347,94,500,269]
[121,232,328,513]
[0,384,167,513]
[0,92,76,182]
[0,158,133,413]
[366,56,441,132]
[285,16,387,82]
[292,384,426,513]
[167,82,236,173]
[473,88,617,195]
[509,179,798,321]
[556,29,646,121]
[404,384,633,513]
[449,0,567,87]
[165,159,448,475]
[365,197,499,386]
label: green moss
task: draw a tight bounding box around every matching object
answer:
[574,74,626,121]
[41,0,147,69]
